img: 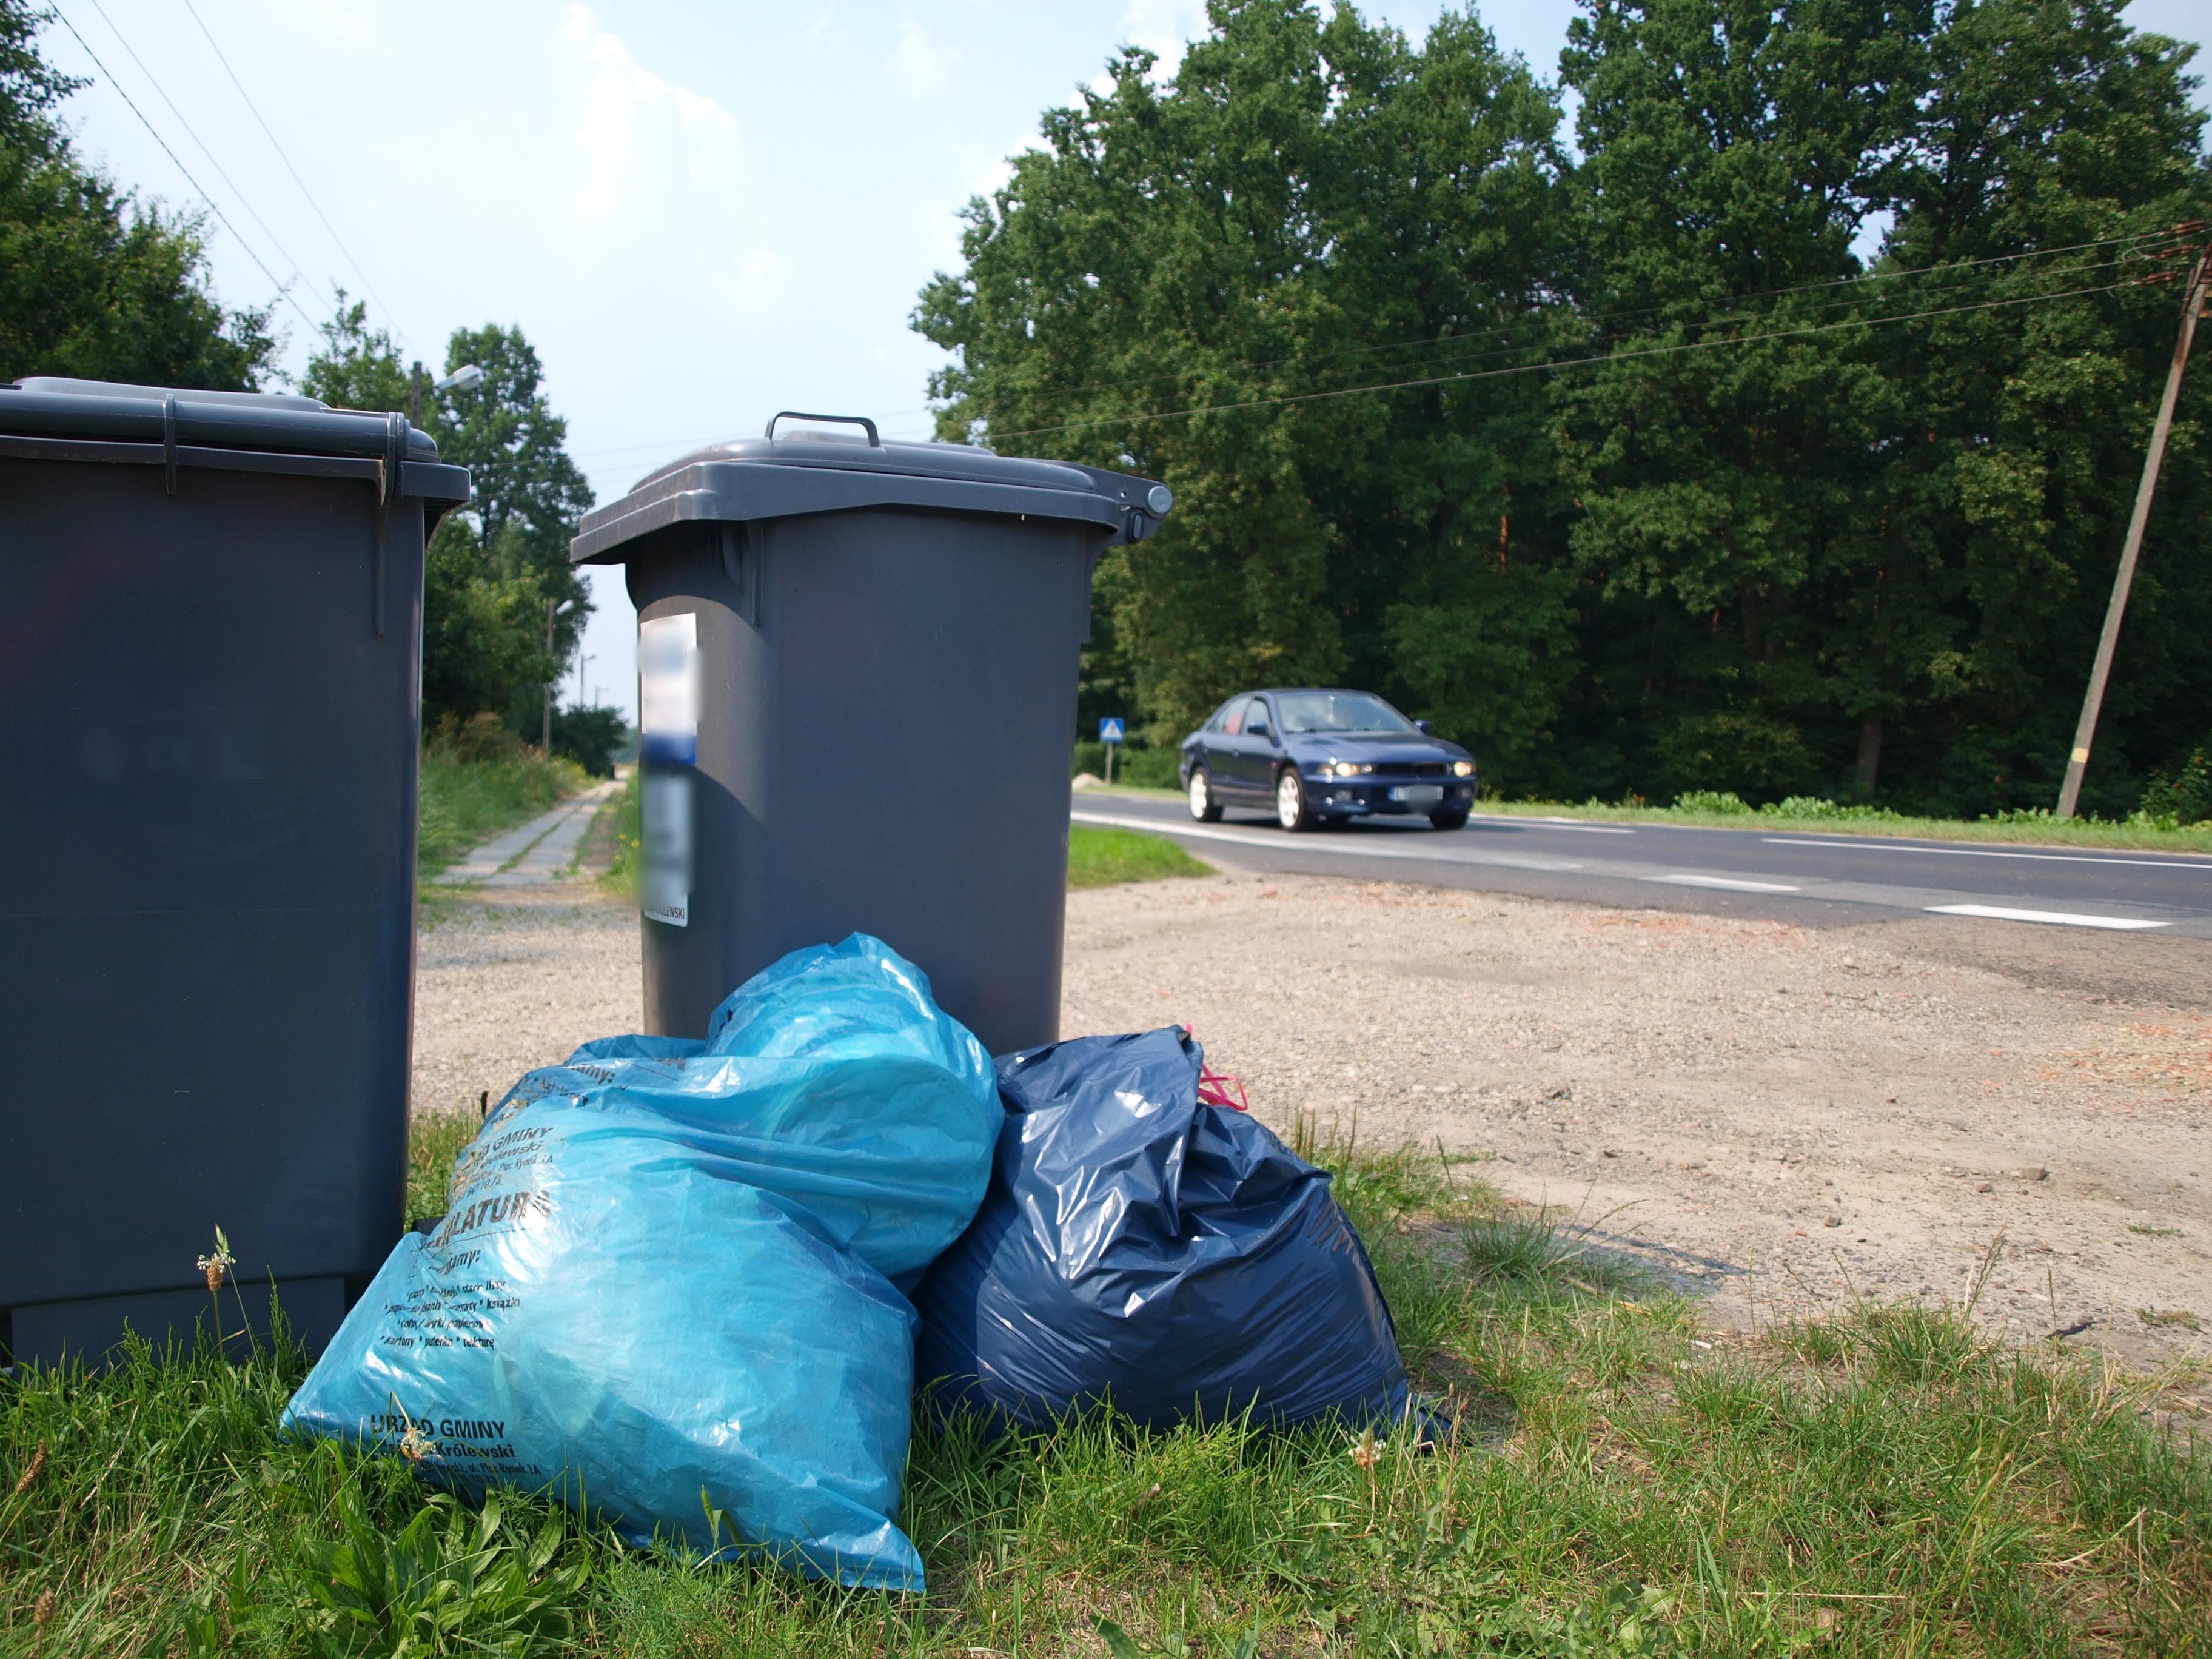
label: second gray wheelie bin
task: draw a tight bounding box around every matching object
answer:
[571,414,1171,1056]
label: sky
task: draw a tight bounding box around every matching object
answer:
[36,0,2212,720]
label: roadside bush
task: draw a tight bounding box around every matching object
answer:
[1759,795,1903,822]
[550,705,628,777]
[1118,746,1181,788]
[2139,746,2212,827]
[1671,789,1750,814]
[1072,742,1181,787]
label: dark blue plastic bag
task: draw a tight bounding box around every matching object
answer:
[284,935,999,1592]
[913,1027,1412,1434]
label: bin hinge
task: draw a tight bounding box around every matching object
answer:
[372,411,406,638]
[162,394,179,495]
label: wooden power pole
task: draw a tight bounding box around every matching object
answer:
[2056,237,2210,818]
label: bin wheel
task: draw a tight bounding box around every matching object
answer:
[1430,808,1471,831]
[1188,767,1223,822]
[1276,768,1318,832]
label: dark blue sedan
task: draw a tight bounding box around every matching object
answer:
[1178,689,1477,831]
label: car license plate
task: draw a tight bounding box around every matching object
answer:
[1390,785,1444,807]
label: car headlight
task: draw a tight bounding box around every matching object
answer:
[1322,762,1373,778]
[1452,760,1474,777]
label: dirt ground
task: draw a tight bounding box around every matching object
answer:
[411,864,2212,1370]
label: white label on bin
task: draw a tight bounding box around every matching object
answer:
[638,613,699,765]
[641,770,692,927]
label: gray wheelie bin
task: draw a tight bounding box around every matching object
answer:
[0,377,469,1368]
[572,413,1171,1057]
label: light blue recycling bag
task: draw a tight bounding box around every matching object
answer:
[282,934,1000,1592]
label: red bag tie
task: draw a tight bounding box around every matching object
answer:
[1185,1025,1250,1111]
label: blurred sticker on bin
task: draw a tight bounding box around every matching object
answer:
[638,613,700,765]
[642,772,692,928]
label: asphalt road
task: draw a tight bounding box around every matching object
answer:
[1071,791,2212,939]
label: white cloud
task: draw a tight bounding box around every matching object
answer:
[889,21,952,97]
[559,4,744,235]
[1118,0,1208,77]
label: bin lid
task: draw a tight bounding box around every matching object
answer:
[0,376,471,505]
[571,416,1171,565]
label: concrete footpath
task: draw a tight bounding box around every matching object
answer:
[438,779,620,886]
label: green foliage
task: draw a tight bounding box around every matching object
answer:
[918,0,1573,776]
[2139,743,2212,825]
[0,0,273,387]
[600,766,642,899]
[919,0,2212,814]
[1075,741,1183,788]
[295,1470,586,1657]
[549,705,628,778]
[406,1110,477,1223]
[416,718,582,876]
[1671,789,1751,814]
[1067,823,1212,888]
[303,305,594,739]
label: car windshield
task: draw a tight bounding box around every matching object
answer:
[1275,692,1417,735]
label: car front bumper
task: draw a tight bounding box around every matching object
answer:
[1309,779,1475,815]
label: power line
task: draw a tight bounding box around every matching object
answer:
[983,278,2130,441]
[179,0,409,350]
[81,0,317,308]
[1234,247,2148,400]
[50,5,318,334]
[933,230,2168,418]
[573,248,2158,467]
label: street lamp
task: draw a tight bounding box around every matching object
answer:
[408,361,486,427]
[543,597,575,751]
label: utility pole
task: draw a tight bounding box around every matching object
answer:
[543,597,575,751]
[2056,233,2210,819]
[408,360,424,429]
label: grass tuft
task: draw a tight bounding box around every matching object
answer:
[1067,825,1212,889]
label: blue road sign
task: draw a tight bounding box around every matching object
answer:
[1099,718,1125,744]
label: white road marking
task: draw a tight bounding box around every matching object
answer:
[1926,903,2169,930]
[1764,838,2212,873]
[1468,814,1635,834]
[1647,874,1803,893]
[1070,811,1586,873]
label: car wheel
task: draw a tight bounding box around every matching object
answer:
[1188,766,1223,822]
[1276,768,1318,832]
[1430,808,1470,831]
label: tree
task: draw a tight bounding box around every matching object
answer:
[916,0,1580,786]
[1863,0,2212,813]
[919,0,2210,813]
[0,0,273,387]
[1550,0,1931,801]
[302,305,595,737]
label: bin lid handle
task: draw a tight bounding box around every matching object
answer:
[764,411,880,448]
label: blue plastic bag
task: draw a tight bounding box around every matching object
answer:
[283,935,999,1592]
[914,1027,1413,1434]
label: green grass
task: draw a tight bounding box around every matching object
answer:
[7,1125,2207,1657]
[418,745,587,877]
[597,769,642,902]
[1068,824,1213,889]
[1474,794,2212,854]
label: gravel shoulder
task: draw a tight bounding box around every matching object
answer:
[411,865,2212,1369]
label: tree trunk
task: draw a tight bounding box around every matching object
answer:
[1854,713,1884,798]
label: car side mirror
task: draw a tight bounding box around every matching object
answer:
[1415,719,1432,735]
